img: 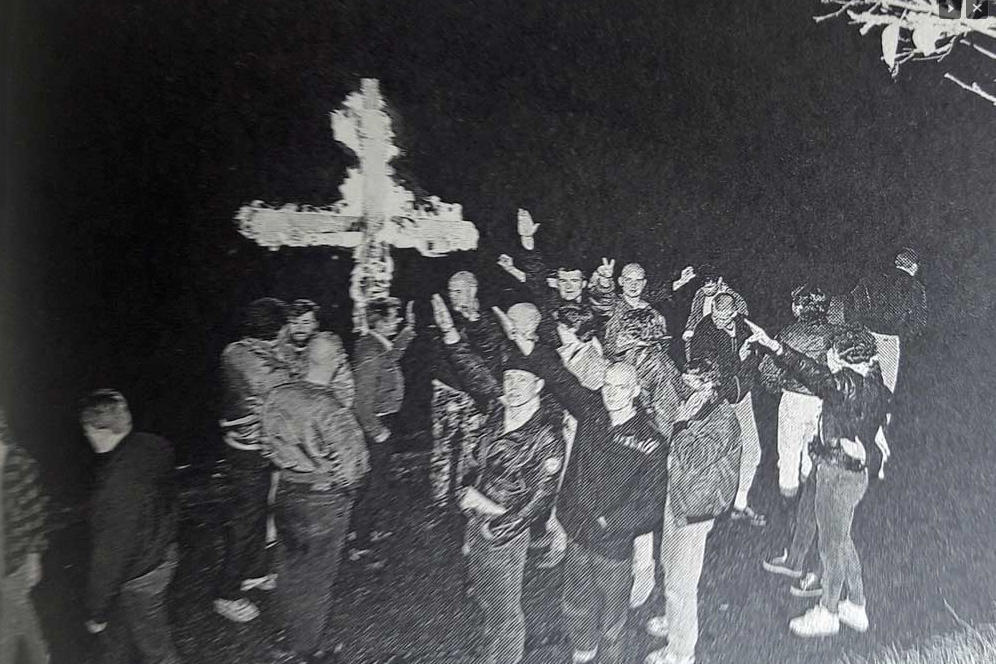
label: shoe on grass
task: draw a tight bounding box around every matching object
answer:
[789,604,840,637]
[645,615,669,639]
[730,506,767,527]
[213,597,260,623]
[838,599,869,632]
[644,649,694,664]
[762,550,803,578]
[369,529,394,543]
[789,572,823,598]
[241,573,277,592]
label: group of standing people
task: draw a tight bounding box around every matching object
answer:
[0,207,926,664]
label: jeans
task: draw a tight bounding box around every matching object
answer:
[659,501,713,661]
[786,470,819,573]
[0,563,50,664]
[217,447,273,600]
[350,436,393,546]
[777,392,821,496]
[815,463,868,611]
[562,541,632,653]
[100,545,180,664]
[274,482,354,655]
[465,517,530,664]
[733,392,761,510]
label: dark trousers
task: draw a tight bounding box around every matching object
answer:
[562,541,632,652]
[274,482,353,656]
[217,447,272,600]
[465,517,530,664]
[815,463,867,611]
[786,470,818,572]
[349,435,393,547]
[100,545,180,664]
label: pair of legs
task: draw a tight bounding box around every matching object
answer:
[464,517,531,664]
[99,545,181,664]
[350,428,395,550]
[814,463,867,612]
[645,501,714,664]
[562,541,633,662]
[732,393,764,524]
[217,447,274,604]
[273,482,353,659]
[0,562,50,663]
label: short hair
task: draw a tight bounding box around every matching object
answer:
[620,308,668,344]
[287,298,319,319]
[555,264,584,277]
[620,263,645,280]
[791,284,830,323]
[698,264,721,283]
[830,325,878,365]
[448,271,477,289]
[713,293,736,311]
[553,303,599,343]
[684,358,721,385]
[367,297,401,325]
[895,247,919,269]
[243,297,287,341]
[79,389,131,433]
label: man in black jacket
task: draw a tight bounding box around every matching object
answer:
[432,295,565,664]
[689,293,765,526]
[79,389,180,664]
[525,347,668,664]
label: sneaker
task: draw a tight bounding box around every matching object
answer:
[789,604,840,637]
[241,574,277,592]
[838,600,869,632]
[213,597,260,623]
[644,649,694,664]
[571,649,598,664]
[645,615,669,639]
[789,572,823,598]
[762,550,803,579]
[731,506,767,527]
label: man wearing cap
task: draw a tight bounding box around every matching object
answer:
[432,294,565,664]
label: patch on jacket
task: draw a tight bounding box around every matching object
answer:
[619,434,659,456]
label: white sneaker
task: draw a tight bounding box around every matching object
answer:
[789,604,840,637]
[572,649,598,664]
[644,649,694,664]
[213,597,260,623]
[240,574,277,592]
[645,615,669,639]
[838,600,869,632]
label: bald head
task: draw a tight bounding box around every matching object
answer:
[711,293,737,331]
[305,333,341,386]
[508,302,542,339]
[448,271,477,290]
[601,361,640,412]
[448,271,479,312]
[619,263,647,299]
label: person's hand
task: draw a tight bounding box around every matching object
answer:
[592,257,616,288]
[738,337,754,362]
[517,208,540,239]
[404,300,416,328]
[480,520,497,541]
[682,329,694,342]
[86,620,107,634]
[674,265,696,290]
[537,517,568,569]
[596,516,608,530]
[431,294,454,331]
[497,253,516,273]
[743,319,780,353]
[556,322,580,349]
[25,552,42,587]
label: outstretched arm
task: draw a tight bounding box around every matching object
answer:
[432,294,502,409]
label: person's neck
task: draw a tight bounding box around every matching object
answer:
[608,404,636,426]
[504,396,541,431]
[622,294,643,308]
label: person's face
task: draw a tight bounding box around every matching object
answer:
[373,307,401,338]
[601,369,639,412]
[619,269,646,299]
[289,311,319,346]
[448,281,477,312]
[682,372,712,393]
[702,279,721,297]
[503,370,543,407]
[556,270,586,302]
[82,425,118,454]
[712,305,737,330]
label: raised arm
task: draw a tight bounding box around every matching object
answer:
[432,294,502,410]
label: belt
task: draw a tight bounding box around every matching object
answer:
[811,439,866,473]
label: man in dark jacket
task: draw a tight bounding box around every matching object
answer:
[1,408,50,664]
[79,390,180,664]
[759,285,841,499]
[747,322,890,638]
[262,334,370,664]
[432,295,565,664]
[526,346,668,664]
[644,359,740,664]
[689,293,765,526]
[844,247,926,396]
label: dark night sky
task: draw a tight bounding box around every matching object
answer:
[3,0,995,486]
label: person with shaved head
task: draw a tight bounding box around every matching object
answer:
[261,333,370,664]
[522,341,669,664]
[689,292,766,526]
[602,263,674,361]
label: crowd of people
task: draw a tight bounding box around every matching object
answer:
[0,210,927,664]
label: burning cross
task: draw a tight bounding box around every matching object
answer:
[235,78,478,330]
